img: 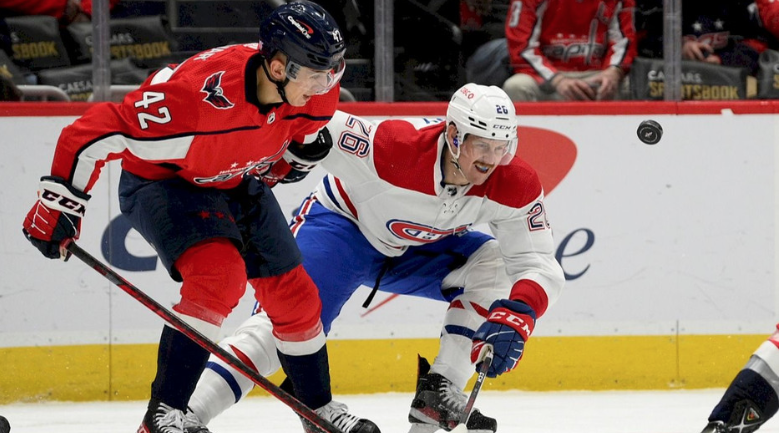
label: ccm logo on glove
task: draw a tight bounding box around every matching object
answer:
[41,188,87,216]
[487,309,534,341]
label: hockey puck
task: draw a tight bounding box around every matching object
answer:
[0,415,10,433]
[637,120,663,145]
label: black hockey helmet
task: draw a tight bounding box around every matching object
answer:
[258,1,346,72]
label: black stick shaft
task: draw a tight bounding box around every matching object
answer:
[64,240,338,433]
[461,351,494,425]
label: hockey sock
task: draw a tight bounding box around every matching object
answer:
[150,325,210,410]
[277,346,332,410]
[710,368,779,427]
[280,376,295,395]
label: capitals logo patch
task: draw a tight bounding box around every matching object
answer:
[201,71,234,109]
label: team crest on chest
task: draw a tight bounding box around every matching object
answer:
[201,71,234,109]
[387,219,471,243]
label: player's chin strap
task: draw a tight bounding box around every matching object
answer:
[261,60,290,104]
[445,135,470,184]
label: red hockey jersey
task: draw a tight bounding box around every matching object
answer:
[505,0,637,83]
[49,43,339,193]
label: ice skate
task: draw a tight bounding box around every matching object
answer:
[408,356,496,433]
[138,400,185,433]
[700,400,765,433]
[183,408,212,433]
[301,400,381,433]
[701,421,729,433]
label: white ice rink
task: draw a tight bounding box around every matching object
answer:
[1,389,777,433]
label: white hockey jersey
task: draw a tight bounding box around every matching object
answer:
[312,110,564,315]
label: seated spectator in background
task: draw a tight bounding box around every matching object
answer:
[683,0,769,77]
[0,16,20,100]
[502,0,637,101]
[0,0,120,26]
[460,0,511,61]
[757,0,779,48]
[634,0,662,59]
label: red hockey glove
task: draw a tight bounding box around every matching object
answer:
[22,176,90,260]
[471,299,536,378]
[261,128,332,187]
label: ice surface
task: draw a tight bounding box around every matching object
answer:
[1,389,774,433]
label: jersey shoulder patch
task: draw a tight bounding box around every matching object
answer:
[373,121,444,195]
[201,71,234,109]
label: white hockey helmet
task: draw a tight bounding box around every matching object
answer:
[446,83,518,165]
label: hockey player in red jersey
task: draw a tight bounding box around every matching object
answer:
[21,2,379,433]
[700,325,779,433]
[184,83,565,433]
[503,0,637,101]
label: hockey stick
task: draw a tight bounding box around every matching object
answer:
[62,240,339,433]
[452,349,494,433]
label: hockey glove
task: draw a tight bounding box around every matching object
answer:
[471,299,536,377]
[261,127,333,187]
[22,176,90,260]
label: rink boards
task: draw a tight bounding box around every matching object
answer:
[1,101,778,402]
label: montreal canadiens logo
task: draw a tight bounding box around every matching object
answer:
[387,220,470,243]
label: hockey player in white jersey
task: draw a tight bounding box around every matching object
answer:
[184,83,565,433]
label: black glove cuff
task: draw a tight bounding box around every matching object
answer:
[40,175,92,201]
[288,127,333,162]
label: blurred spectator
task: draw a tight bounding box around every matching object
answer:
[502,0,637,101]
[461,1,515,88]
[314,0,372,58]
[634,0,662,58]
[0,16,20,100]
[0,0,120,26]
[0,72,21,100]
[757,0,779,46]
[460,0,511,60]
[682,0,769,76]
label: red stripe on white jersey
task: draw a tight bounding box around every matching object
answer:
[334,177,359,219]
[290,194,318,236]
[447,299,490,318]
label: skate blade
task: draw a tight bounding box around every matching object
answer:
[411,423,472,433]
[408,424,440,433]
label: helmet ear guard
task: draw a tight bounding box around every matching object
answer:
[446,83,519,166]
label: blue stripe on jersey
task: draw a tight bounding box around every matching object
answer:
[322,176,347,215]
[206,361,243,403]
[444,324,476,340]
